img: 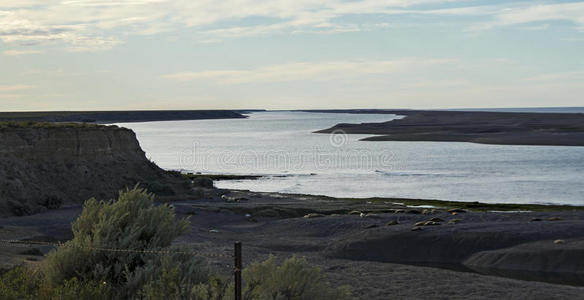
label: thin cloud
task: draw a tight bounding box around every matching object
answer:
[162,59,455,84]
[4,1,582,52]
[3,49,44,56]
[523,71,584,83]
[0,85,36,92]
[469,2,584,31]
[0,94,25,100]
[521,24,550,31]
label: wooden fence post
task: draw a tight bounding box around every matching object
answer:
[234,241,242,300]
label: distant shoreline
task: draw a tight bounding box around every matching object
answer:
[180,171,584,207]
[311,109,584,146]
[0,110,254,123]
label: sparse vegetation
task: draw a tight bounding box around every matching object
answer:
[38,196,63,210]
[242,255,352,300]
[19,248,44,256]
[0,266,112,300]
[7,196,64,216]
[8,199,35,216]
[193,177,214,188]
[140,255,352,300]
[1,187,352,299]
[144,181,176,196]
[42,186,207,298]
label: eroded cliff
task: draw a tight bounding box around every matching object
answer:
[0,123,169,216]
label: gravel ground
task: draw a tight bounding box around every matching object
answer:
[2,190,584,299]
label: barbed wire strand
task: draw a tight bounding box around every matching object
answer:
[0,239,232,258]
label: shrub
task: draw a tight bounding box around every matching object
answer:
[139,255,352,300]
[38,277,112,300]
[0,266,111,300]
[181,179,194,189]
[19,248,43,256]
[38,195,63,209]
[0,266,41,300]
[146,181,176,196]
[192,177,214,189]
[139,261,222,299]
[42,186,207,298]
[8,200,33,216]
[166,170,183,177]
[242,256,352,300]
[3,188,353,300]
[189,277,233,300]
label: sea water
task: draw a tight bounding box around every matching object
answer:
[117,111,584,205]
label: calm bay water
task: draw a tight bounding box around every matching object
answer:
[117,111,584,205]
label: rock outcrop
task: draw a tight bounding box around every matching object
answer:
[0,123,169,216]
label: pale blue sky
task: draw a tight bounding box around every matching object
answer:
[1,0,583,111]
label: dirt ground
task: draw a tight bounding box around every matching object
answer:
[2,189,584,299]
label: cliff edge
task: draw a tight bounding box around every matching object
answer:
[0,122,170,216]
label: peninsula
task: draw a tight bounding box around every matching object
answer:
[312,110,584,146]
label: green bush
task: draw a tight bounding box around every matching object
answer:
[0,266,111,300]
[138,255,351,300]
[189,277,233,300]
[0,266,41,300]
[2,187,352,299]
[139,264,229,299]
[42,186,207,298]
[39,277,112,300]
[242,256,352,300]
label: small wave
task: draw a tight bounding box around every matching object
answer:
[374,170,465,177]
[407,205,437,209]
[269,173,317,178]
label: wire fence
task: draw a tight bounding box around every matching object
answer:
[1,238,245,299]
[0,238,233,259]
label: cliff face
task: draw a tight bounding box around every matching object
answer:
[0,125,167,216]
[0,126,144,159]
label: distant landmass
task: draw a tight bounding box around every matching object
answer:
[303,107,584,114]
[311,109,584,146]
[450,107,584,114]
[0,110,248,123]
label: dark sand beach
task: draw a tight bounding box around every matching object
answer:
[311,110,584,146]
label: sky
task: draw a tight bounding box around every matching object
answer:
[1,0,583,111]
